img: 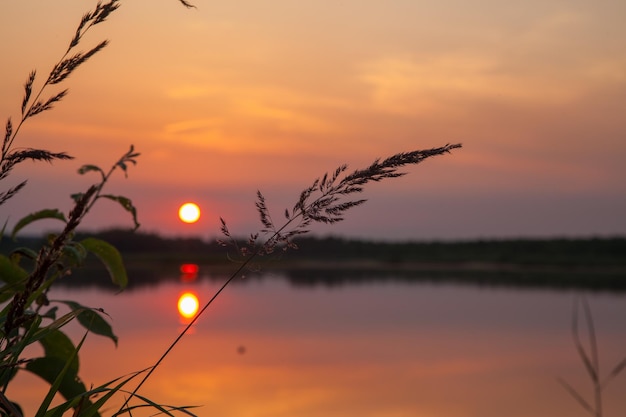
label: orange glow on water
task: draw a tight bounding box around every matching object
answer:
[9,280,626,417]
[177,292,199,319]
[178,203,201,223]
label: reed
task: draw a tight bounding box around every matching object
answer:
[558,297,626,417]
[119,143,461,413]
[1,0,120,207]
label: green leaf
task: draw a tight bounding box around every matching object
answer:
[0,254,28,286]
[58,300,118,346]
[61,241,88,267]
[0,219,7,243]
[30,310,82,342]
[100,194,140,230]
[38,329,79,374]
[80,237,128,289]
[11,209,67,238]
[10,246,39,262]
[33,332,89,417]
[0,255,28,303]
[2,310,83,381]
[0,315,43,387]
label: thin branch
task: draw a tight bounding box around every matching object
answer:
[121,144,462,412]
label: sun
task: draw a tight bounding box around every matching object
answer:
[177,292,199,319]
[178,203,201,223]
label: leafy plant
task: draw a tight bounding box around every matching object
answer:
[2,1,463,416]
[0,146,151,416]
[0,1,194,415]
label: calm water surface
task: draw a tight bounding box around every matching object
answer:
[9,271,626,417]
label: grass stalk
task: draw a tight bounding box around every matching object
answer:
[118,143,462,413]
[559,296,626,417]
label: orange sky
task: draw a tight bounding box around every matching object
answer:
[1,0,625,240]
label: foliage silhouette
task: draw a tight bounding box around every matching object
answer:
[0,1,462,416]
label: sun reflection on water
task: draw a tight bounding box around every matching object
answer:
[177,292,199,321]
[179,263,199,282]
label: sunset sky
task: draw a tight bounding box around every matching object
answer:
[1,0,625,241]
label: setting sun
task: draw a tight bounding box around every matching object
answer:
[178,203,201,224]
[177,292,200,319]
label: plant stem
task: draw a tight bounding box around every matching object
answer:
[117,214,302,414]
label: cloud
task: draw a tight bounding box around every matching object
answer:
[356,8,626,116]
[163,118,223,135]
[160,82,348,153]
[357,53,585,115]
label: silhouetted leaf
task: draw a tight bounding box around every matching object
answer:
[24,330,95,415]
[0,254,28,285]
[41,306,58,320]
[10,246,39,264]
[61,241,88,267]
[11,209,67,239]
[32,332,88,417]
[58,300,117,346]
[77,164,105,179]
[38,329,79,375]
[80,237,127,289]
[100,194,140,230]
[0,254,28,302]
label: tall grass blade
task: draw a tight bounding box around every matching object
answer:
[602,358,626,388]
[114,391,198,417]
[557,377,595,416]
[43,369,144,417]
[581,298,600,376]
[572,298,598,383]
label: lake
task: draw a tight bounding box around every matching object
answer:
[7,266,626,417]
